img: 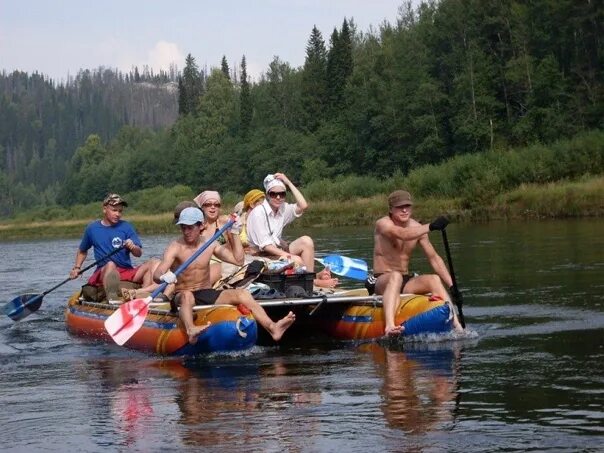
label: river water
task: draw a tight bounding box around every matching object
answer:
[0,219,602,452]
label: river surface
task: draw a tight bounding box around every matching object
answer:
[0,219,603,452]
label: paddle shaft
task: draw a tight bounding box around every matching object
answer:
[441,229,466,328]
[42,246,124,297]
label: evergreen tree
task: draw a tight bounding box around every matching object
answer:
[179,54,203,115]
[240,55,252,135]
[327,19,354,111]
[301,25,328,131]
[221,56,231,80]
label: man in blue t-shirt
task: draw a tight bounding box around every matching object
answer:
[69,193,159,301]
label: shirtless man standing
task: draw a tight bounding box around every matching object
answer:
[371,190,464,336]
[153,206,296,344]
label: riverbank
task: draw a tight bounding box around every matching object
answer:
[1,176,602,241]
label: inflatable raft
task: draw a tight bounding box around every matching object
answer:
[256,288,454,342]
[65,292,258,356]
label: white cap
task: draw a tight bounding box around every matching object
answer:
[263,174,286,193]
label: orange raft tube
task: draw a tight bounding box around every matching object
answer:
[258,289,454,341]
[318,291,453,340]
[65,292,258,356]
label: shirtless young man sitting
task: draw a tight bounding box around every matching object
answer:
[153,206,296,344]
[371,190,464,336]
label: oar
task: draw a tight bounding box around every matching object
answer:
[4,246,123,321]
[104,219,234,346]
[315,255,368,281]
[441,228,466,328]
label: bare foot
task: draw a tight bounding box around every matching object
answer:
[187,321,211,345]
[316,267,332,280]
[452,315,464,332]
[384,325,404,336]
[313,277,339,288]
[269,311,296,341]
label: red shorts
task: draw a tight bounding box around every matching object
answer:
[88,266,139,286]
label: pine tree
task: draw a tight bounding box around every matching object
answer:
[327,18,354,112]
[240,55,252,135]
[301,25,328,131]
[221,56,231,80]
[179,54,203,115]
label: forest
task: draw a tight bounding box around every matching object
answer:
[0,0,602,218]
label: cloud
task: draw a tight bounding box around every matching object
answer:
[95,38,185,76]
[146,41,185,73]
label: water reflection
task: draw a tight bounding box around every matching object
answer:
[361,342,462,434]
[158,356,322,449]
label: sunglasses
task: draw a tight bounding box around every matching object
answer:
[202,202,221,208]
[268,191,287,199]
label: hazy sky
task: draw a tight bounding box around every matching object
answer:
[1,0,409,83]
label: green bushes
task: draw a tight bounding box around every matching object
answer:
[2,130,603,224]
[303,130,604,207]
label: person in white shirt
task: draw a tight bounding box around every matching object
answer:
[246,173,338,288]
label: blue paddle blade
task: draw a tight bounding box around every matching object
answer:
[317,255,368,281]
[4,294,43,321]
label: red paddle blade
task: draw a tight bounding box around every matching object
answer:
[104,297,152,346]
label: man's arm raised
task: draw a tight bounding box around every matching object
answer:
[378,217,429,241]
[276,172,308,214]
[214,237,245,266]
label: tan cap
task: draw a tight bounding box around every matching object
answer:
[388,190,413,208]
[103,193,128,207]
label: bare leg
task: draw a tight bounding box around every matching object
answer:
[288,236,315,271]
[375,272,404,336]
[404,275,464,332]
[133,258,161,293]
[177,292,211,344]
[101,263,120,301]
[216,289,295,341]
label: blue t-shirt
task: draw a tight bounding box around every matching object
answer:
[79,220,142,269]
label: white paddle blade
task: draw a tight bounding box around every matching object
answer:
[318,255,368,281]
[104,297,152,346]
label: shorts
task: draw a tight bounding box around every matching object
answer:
[88,266,138,286]
[365,272,415,295]
[175,288,223,306]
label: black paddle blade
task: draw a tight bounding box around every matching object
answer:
[4,293,43,321]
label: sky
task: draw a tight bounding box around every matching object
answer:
[1,0,409,83]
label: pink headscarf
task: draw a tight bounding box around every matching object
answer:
[194,190,221,207]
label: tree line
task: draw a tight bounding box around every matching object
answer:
[1,0,602,217]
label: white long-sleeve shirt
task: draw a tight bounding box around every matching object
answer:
[246,199,301,250]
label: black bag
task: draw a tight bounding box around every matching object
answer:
[213,260,267,290]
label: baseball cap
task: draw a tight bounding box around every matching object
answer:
[176,207,204,225]
[103,193,128,207]
[388,190,413,208]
